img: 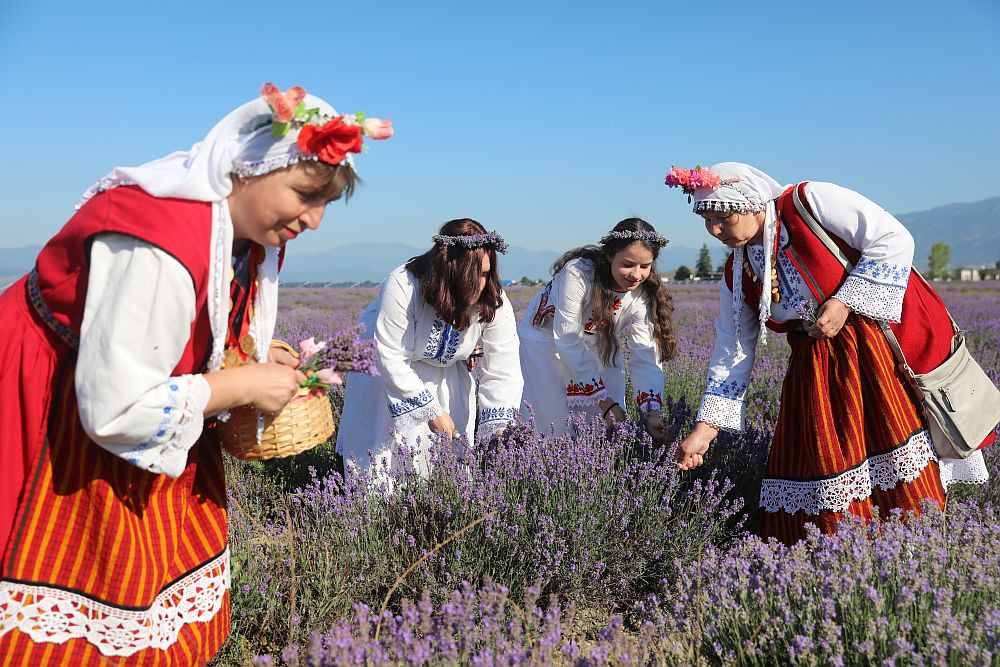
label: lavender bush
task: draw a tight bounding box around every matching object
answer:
[251,580,660,667]
[211,281,1000,665]
[249,499,1000,667]
[222,414,744,662]
[648,499,1000,666]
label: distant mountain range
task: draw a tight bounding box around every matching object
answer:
[896,197,1000,269]
[3,196,998,284]
[277,242,738,283]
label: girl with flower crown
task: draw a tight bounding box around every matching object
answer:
[665,162,991,546]
[518,218,676,438]
[0,83,391,663]
[336,219,523,478]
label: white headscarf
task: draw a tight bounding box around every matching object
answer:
[77,93,352,381]
[693,162,791,359]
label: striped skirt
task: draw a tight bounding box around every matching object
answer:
[760,315,946,546]
[0,280,230,665]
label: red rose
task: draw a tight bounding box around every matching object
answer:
[297,117,364,165]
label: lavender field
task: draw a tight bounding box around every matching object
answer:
[216,282,1000,666]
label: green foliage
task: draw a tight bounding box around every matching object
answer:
[695,243,714,278]
[928,242,951,279]
[674,265,692,281]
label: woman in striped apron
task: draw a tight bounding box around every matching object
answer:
[0,83,391,664]
[666,162,991,546]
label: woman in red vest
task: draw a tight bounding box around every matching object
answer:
[0,83,391,663]
[665,162,991,546]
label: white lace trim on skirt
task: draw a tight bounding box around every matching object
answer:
[0,549,229,657]
[759,430,936,515]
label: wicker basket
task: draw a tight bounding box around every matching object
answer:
[220,388,335,461]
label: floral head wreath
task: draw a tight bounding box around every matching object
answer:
[664,165,759,213]
[257,82,393,167]
[599,229,669,247]
[431,231,509,255]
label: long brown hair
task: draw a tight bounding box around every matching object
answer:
[406,218,503,330]
[551,217,676,366]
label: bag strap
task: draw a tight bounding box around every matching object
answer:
[790,184,942,382]
[792,186,856,271]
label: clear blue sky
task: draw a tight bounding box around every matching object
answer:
[2,0,998,257]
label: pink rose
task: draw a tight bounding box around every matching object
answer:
[315,368,343,386]
[260,82,307,123]
[665,165,721,192]
[285,86,306,108]
[298,337,328,358]
[271,95,295,123]
[362,117,394,140]
[260,82,280,100]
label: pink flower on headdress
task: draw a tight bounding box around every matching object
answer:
[665,167,691,188]
[664,165,721,194]
[688,167,721,190]
[261,82,307,123]
[362,117,394,140]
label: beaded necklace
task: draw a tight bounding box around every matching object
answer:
[742,219,781,304]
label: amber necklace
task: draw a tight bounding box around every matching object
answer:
[769,223,780,304]
[742,217,781,304]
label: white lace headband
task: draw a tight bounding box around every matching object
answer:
[692,179,767,214]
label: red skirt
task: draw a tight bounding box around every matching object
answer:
[759,315,946,546]
[0,277,230,665]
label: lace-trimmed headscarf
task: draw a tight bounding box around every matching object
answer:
[77,92,353,377]
[692,162,790,359]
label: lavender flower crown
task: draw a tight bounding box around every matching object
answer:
[599,230,669,247]
[432,231,509,255]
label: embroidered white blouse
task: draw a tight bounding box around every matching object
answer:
[522,257,665,412]
[367,264,523,440]
[697,182,915,433]
[76,233,211,478]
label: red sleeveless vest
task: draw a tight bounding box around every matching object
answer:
[34,185,214,372]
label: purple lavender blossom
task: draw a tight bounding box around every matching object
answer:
[217,281,1000,666]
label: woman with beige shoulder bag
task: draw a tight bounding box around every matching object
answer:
[665,162,995,546]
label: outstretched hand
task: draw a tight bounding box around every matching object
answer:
[428,411,457,438]
[642,412,667,441]
[675,421,719,471]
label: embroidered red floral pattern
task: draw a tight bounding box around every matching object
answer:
[567,377,606,397]
[584,298,622,332]
[636,389,663,412]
